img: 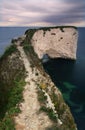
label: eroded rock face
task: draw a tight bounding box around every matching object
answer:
[31,27,78,60]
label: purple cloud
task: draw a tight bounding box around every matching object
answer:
[0,0,85,26]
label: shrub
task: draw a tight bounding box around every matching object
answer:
[40,106,57,122]
[37,89,47,103]
[40,83,47,90]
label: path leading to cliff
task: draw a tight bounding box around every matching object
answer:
[14,45,53,130]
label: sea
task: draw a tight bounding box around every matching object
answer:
[0,27,85,130]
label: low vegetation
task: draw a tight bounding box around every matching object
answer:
[0,45,26,129]
[0,76,26,130]
[40,106,57,122]
[23,38,45,76]
[37,87,58,122]
[25,26,77,38]
[0,44,17,61]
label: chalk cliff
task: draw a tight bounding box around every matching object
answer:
[31,26,78,60]
[0,26,78,130]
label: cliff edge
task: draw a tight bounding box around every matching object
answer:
[0,26,78,130]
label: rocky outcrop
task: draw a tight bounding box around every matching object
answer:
[31,26,78,60]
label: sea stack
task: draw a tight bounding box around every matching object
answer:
[31,26,78,60]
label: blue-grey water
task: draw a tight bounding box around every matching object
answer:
[0,27,32,55]
[0,27,85,130]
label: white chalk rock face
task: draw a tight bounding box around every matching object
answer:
[31,27,78,60]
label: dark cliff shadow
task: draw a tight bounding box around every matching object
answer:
[43,58,76,84]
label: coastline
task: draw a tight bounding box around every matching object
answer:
[0,27,78,130]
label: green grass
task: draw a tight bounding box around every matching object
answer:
[7,78,26,113]
[23,40,44,75]
[0,36,27,129]
[0,44,17,61]
[0,71,25,130]
[0,115,15,130]
[40,106,57,122]
[25,29,37,40]
[0,76,26,130]
[24,43,34,53]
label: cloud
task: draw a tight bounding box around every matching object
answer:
[43,3,85,24]
[0,0,85,26]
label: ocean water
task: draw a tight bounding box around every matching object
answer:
[0,27,31,55]
[0,27,85,130]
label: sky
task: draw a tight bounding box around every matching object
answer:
[0,0,85,27]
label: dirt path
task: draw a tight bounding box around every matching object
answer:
[14,46,52,130]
